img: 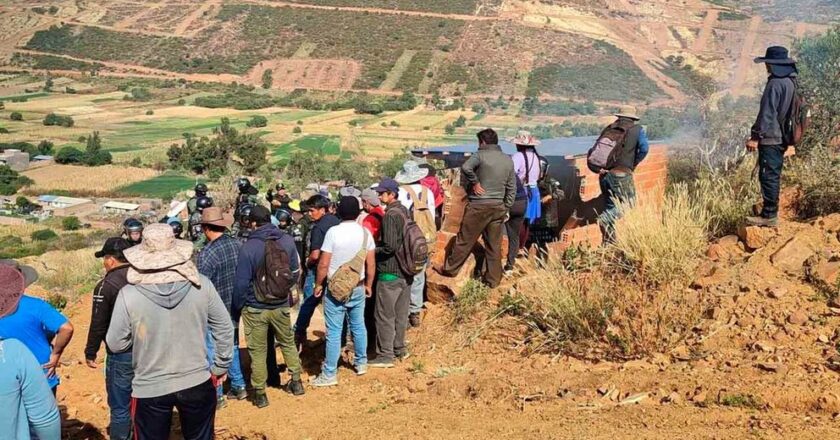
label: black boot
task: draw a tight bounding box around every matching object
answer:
[253,392,269,408]
[286,378,305,396]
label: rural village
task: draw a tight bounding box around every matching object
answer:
[0,0,839,439]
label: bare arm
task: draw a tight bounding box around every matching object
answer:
[314,252,331,297]
[44,322,74,379]
[364,249,375,297]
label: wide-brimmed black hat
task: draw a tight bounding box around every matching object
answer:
[754,46,795,65]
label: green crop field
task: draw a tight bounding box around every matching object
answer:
[106,117,251,149]
[117,172,195,199]
[273,135,341,158]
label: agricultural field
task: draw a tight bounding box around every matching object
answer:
[21,164,158,196]
[272,135,341,159]
[281,0,497,14]
[117,172,195,199]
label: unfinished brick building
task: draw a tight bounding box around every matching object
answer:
[412,137,668,303]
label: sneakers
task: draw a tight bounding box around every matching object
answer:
[286,378,306,396]
[368,357,395,369]
[226,387,247,401]
[253,393,269,409]
[409,313,421,328]
[355,364,368,376]
[310,374,338,388]
[746,216,779,227]
[396,351,411,362]
[216,396,227,409]
[503,264,514,277]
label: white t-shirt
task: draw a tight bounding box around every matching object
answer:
[320,221,375,279]
[398,184,436,218]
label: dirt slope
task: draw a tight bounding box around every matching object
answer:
[51,215,840,439]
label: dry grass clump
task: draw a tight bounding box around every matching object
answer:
[687,161,757,237]
[22,164,158,196]
[24,247,102,295]
[611,184,710,287]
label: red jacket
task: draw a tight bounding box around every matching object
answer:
[420,175,445,208]
[362,206,385,242]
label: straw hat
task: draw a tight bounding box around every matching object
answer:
[510,130,541,146]
[123,223,199,286]
[0,265,24,318]
[614,105,640,121]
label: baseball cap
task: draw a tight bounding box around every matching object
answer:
[361,188,380,206]
[374,178,400,194]
[94,237,132,259]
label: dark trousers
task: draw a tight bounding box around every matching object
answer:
[443,200,507,288]
[598,171,637,243]
[505,199,527,267]
[758,144,786,219]
[106,352,134,440]
[132,380,216,440]
[374,278,410,360]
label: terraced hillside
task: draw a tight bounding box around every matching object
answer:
[1,0,835,104]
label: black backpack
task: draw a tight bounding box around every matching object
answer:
[783,78,810,147]
[254,239,295,305]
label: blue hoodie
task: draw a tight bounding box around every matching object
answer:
[233,223,300,313]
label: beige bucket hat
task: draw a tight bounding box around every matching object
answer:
[614,105,640,121]
[124,223,200,286]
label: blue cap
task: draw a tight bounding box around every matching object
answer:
[374,178,400,194]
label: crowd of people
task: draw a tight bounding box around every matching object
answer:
[0,45,798,440]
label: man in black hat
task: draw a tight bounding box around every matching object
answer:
[84,238,133,440]
[746,46,798,228]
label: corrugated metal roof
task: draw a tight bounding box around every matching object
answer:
[33,155,53,160]
[103,201,139,211]
[52,196,92,205]
[38,195,58,202]
[411,136,598,159]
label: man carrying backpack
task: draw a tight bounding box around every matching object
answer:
[395,160,436,328]
[233,206,304,407]
[746,46,799,228]
[588,108,649,243]
[310,197,376,387]
[440,128,515,288]
[370,179,413,368]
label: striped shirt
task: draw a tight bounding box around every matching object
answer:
[375,201,408,278]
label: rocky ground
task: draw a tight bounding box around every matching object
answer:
[50,215,840,439]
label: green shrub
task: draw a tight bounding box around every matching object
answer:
[292,126,302,134]
[43,112,74,127]
[145,110,154,115]
[31,229,59,241]
[787,144,840,218]
[0,128,9,134]
[10,112,22,121]
[46,293,68,311]
[61,216,81,231]
[0,165,33,195]
[55,146,85,164]
[454,279,490,323]
[246,115,268,128]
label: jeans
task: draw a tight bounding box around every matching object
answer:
[758,144,786,219]
[322,286,367,377]
[206,320,246,396]
[294,270,321,339]
[598,171,637,243]
[409,264,426,315]
[242,306,303,392]
[375,278,410,360]
[105,352,133,440]
[132,379,216,440]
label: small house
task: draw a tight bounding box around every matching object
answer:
[0,149,30,171]
[102,201,140,214]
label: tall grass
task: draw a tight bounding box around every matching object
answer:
[787,144,840,218]
[611,184,710,287]
[28,248,101,294]
[453,279,490,323]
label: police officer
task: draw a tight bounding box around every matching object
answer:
[122,218,143,246]
[187,183,208,217]
[188,196,213,249]
[266,183,291,211]
[235,203,254,243]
